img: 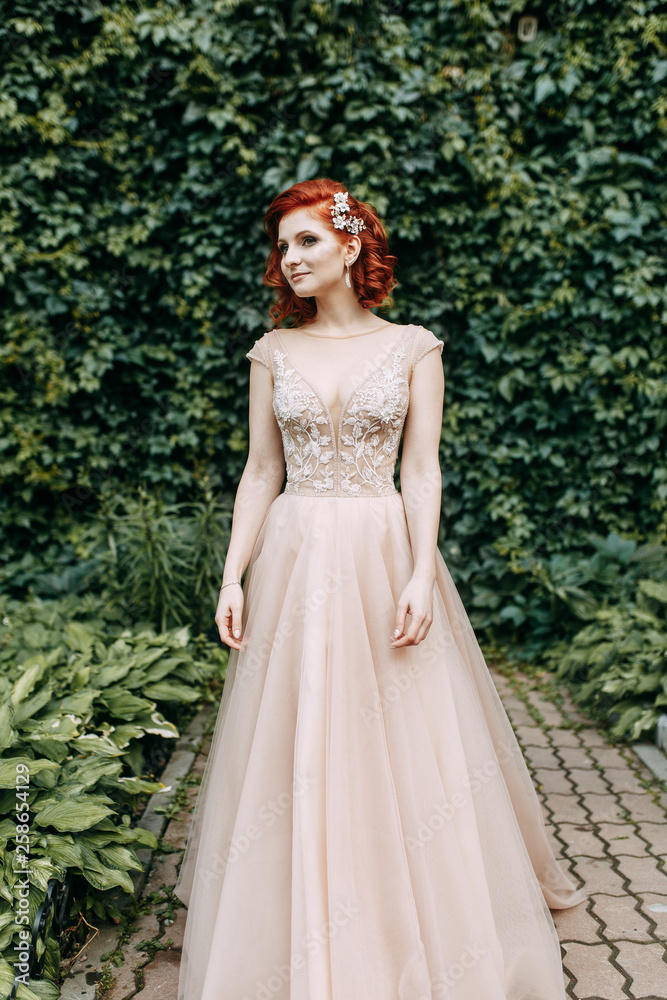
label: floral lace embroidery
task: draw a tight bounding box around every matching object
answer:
[339,345,409,497]
[270,335,411,497]
[271,351,335,494]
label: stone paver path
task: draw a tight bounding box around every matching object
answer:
[492,666,667,1000]
[97,663,667,1000]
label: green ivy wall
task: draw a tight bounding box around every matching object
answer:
[1,0,666,641]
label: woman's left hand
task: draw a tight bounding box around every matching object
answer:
[390,575,435,647]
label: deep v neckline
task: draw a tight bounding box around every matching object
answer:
[273,325,411,455]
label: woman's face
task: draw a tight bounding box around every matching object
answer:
[277,207,353,299]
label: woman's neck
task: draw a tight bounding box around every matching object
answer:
[307,291,382,336]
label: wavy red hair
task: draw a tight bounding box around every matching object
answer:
[262,178,397,328]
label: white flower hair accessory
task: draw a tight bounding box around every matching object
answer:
[330,190,367,235]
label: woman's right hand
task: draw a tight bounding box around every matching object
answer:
[215,584,244,649]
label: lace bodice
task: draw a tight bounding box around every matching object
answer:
[245,324,444,498]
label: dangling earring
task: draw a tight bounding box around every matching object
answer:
[345,263,351,289]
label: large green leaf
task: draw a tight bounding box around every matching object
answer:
[142,680,201,702]
[132,713,179,739]
[63,622,97,652]
[639,579,667,604]
[83,864,135,894]
[0,758,60,789]
[96,844,143,872]
[34,801,114,833]
[70,735,127,757]
[42,835,83,869]
[10,659,48,706]
[0,705,14,753]
[100,690,157,720]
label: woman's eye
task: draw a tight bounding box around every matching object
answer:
[278,236,316,254]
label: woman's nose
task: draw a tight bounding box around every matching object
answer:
[282,248,301,268]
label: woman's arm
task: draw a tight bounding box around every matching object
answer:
[391,349,445,647]
[216,358,285,648]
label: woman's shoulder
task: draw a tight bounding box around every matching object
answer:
[245,330,273,368]
[258,327,292,342]
[246,327,296,368]
[404,321,439,336]
[406,324,444,369]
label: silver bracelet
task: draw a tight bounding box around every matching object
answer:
[220,580,241,590]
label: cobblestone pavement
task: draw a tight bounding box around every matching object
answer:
[97,663,667,1000]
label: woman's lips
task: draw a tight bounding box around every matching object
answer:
[291,272,309,281]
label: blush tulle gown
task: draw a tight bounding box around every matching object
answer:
[173,324,588,1000]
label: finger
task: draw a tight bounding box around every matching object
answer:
[219,625,243,651]
[216,604,243,649]
[410,621,431,646]
[390,605,410,646]
[415,613,434,645]
[391,633,414,647]
[231,611,243,642]
[217,618,233,647]
[411,612,432,643]
[393,611,429,647]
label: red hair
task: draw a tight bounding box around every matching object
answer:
[262,178,397,328]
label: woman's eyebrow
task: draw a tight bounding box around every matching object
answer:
[277,230,316,243]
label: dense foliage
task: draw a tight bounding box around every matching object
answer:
[540,532,667,740]
[0,592,226,993]
[2,0,666,627]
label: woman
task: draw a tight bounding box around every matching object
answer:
[173,178,587,1000]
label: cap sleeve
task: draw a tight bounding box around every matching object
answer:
[409,327,444,372]
[245,333,270,369]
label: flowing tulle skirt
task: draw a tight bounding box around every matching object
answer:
[174,492,587,1000]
